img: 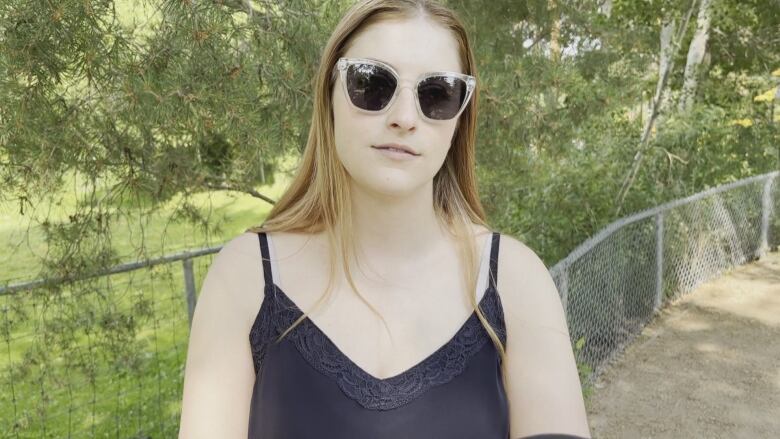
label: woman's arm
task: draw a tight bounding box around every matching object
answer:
[497,235,592,439]
[178,233,262,438]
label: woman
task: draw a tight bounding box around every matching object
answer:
[179,1,591,438]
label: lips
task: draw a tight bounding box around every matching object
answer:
[371,143,420,156]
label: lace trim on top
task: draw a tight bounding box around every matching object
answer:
[249,232,506,410]
[250,283,506,410]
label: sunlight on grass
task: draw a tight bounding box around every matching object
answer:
[0,151,297,284]
[114,0,163,41]
[1,150,300,436]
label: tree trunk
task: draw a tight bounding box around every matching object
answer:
[614,2,697,214]
[678,0,712,112]
[549,0,561,60]
[545,0,561,118]
[599,0,612,17]
[655,18,677,127]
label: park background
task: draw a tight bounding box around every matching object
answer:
[1,0,778,437]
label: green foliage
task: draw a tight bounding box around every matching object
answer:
[574,336,594,399]
[448,0,779,260]
[0,0,778,434]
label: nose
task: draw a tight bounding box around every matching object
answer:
[386,84,418,131]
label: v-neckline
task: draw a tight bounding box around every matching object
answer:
[266,280,497,383]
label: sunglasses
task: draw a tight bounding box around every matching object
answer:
[333,57,476,122]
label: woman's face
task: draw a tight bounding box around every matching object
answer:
[332,17,466,198]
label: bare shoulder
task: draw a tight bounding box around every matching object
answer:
[209,232,265,288]
[495,233,544,271]
[496,233,569,335]
[206,231,267,326]
[495,232,547,279]
[178,231,264,438]
[219,231,265,260]
[496,233,591,437]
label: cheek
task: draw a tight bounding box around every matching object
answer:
[332,96,358,154]
[332,108,374,181]
[332,81,355,130]
[330,94,459,188]
[427,134,454,172]
[433,121,458,160]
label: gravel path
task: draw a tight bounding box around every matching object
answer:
[585,250,780,439]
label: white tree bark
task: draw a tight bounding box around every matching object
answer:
[656,17,677,122]
[614,2,697,214]
[679,0,713,112]
[599,0,612,17]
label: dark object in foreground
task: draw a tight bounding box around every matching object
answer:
[520,434,590,439]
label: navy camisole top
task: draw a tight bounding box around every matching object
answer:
[247,231,509,438]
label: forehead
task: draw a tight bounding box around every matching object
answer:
[343,17,463,76]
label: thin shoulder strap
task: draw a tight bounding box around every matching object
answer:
[257,232,274,287]
[489,232,500,290]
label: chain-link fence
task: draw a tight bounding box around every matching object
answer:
[1,171,777,436]
[550,171,780,388]
[0,248,219,438]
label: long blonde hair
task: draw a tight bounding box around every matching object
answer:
[245,0,509,400]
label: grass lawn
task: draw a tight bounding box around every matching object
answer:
[1,155,296,437]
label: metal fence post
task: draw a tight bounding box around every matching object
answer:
[654,212,664,312]
[560,266,569,319]
[183,258,197,328]
[758,175,774,259]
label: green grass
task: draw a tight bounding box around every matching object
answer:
[1,256,197,437]
[1,155,296,437]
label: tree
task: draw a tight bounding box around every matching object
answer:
[679,0,713,112]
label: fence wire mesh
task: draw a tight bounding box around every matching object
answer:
[550,171,779,387]
[0,252,217,438]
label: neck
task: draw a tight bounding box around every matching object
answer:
[347,179,451,272]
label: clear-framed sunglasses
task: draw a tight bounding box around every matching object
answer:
[333,57,476,122]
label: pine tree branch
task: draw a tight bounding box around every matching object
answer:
[204,181,277,205]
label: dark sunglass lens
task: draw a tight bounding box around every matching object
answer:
[418,76,468,120]
[346,63,397,111]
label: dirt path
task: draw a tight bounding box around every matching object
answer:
[585,250,780,439]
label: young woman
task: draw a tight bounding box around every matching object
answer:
[179,1,591,438]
